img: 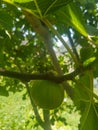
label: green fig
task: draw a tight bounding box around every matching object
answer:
[30,80,64,109]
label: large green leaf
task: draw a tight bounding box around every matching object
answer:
[73,74,91,106]
[34,0,72,15]
[79,103,98,130]
[0,11,13,30]
[55,3,88,37]
[5,0,72,15]
[3,0,90,39]
[73,72,98,130]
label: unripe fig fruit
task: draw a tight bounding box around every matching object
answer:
[30,80,64,109]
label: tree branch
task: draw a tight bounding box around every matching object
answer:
[0,66,90,83]
[25,82,45,128]
[23,10,62,74]
[43,109,52,130]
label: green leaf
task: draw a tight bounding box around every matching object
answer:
[35,0,72,15]
[86,25,98,36]
[7,0,71,16]
[92,50,98,78]
[0,86,9,96]
[55,3,88,37]
[11,0,33,3]
[67,3,88,37]
[0,11,13,30]
[79,103,98,130]
[73,72,98,130]
[77,0,96,5]
[80,45,94,62]
[74,72,98,130]
[73,80,90,107]
[83,57,96,67]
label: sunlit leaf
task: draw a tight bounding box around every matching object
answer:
[83,57,96,66]
[11,0,33,3]
[55,3,88,37]
[66,3,88,37]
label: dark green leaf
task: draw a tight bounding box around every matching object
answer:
[79,103,98,130]
[0,11,13,30]
[0,86,9,96]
